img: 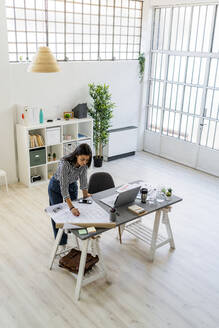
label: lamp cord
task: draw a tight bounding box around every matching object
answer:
[45,0,48,46]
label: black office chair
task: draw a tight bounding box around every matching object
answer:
[88,172,123,243]
[88,172,115,194]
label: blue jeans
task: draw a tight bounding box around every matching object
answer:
[48,176,78,245]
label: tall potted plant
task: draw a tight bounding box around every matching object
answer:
[88,83,115,167]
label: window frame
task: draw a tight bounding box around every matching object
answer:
[146,4,219,151]
[5,0,143,62]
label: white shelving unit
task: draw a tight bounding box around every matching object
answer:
[16,118,93,187]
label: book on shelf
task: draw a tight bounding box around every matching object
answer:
[33,135,38,147]
[36,134,44,147]
[29,134,44,148]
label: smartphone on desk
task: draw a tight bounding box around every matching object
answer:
[78,198,92,204]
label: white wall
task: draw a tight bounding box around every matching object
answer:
[0,1,17,184]
[0,3,142,184]
[10,60,141,130]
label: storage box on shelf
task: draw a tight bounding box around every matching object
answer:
[16,118,93,186]
[63,141,77,156]
[46,126,61,146]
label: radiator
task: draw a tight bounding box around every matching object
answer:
[103,126,138,161]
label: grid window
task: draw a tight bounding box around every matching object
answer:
[5,0,143,62]
[147,5,219,151]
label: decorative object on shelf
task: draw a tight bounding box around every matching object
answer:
[24,106,30,125]
[27,47,60,73]
[72,103,88,118]
[21,106,40,125]
[53,153,56,161]
[63,135,72,141]
[39,108,44,123]
[88,83,115,167]
[64,113,70,120]
[138,52,145,83]
[48,153,51,162]
[64,112,74,120]
[78,133,87,139]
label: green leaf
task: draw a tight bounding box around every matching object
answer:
[88,83,115,156]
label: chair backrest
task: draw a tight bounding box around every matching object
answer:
[88,172,115,194]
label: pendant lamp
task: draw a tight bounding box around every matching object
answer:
[28,46,60,73]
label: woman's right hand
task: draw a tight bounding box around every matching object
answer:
[71,207,80,216]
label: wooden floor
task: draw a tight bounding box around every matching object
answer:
[0,151,219,328]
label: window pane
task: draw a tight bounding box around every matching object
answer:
[6,0,143,62]
[212,6,219,53]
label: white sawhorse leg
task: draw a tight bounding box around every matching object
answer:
[49,232,107,301]
[149,210,161,262]
[49,228,64,270]
[49,229,80,270]
[75,239,89,301]
[75,236,107,301]
[149,207,175,261]
[162,207,175,249]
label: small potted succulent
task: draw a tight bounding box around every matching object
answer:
[53,152,56,161]
[64,113,71,120]
[161,188,166,194]
[165,188,172,200]
[48,153,51,162]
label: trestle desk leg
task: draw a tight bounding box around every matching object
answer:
[49,228,64,270]
[75,239,89,301]
[149,210,161,262]
[162,208,175,249]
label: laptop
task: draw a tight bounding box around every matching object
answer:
[100,185,141,208]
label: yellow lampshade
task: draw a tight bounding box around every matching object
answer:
[28,46,60,73]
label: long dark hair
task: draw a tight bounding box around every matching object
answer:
[63,143,92,167]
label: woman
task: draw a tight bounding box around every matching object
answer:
[48,143,92,246]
